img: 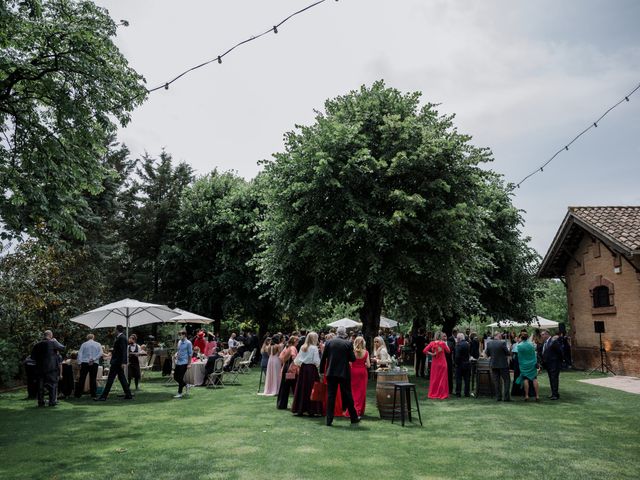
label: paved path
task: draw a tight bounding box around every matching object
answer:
[579,375,640,395]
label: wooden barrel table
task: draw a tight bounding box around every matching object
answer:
[376,370,409,419]
[475,358,494,397]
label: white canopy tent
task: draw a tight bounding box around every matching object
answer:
[487,320,525,328]
[379,316,398,329]
[488,316,560,330]
[327,318,362,329]
[530,316,560,329]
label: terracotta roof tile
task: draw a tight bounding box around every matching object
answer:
[569,206,640,251]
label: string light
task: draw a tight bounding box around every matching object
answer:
[144,0,331,95]
[515,81,640,189]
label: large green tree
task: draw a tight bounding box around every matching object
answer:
[162,171,278,336]
[259,81,500,347]
[474,174,540,325]
[116,150,193,302]
[0,239,106,384]
[535,278,567,324]
[0,0,147,240]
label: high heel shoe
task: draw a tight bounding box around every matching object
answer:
[535,397,540,402]
[524,396,529,402]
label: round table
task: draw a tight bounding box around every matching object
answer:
[183,361,206,386]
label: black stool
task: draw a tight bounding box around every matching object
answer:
[391,382,422,427]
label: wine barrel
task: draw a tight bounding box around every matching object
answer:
[475,358,494,397]
[376,370,409,419]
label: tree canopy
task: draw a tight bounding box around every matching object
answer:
[258,81,538,343]
[161,171,278,335]
[0,0,147,240]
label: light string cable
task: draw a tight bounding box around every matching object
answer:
[145,0,333,95]
[515,81,640,188]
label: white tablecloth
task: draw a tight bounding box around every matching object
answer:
[183,362,206,386]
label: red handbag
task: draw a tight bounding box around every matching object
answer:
[310,381,326,401]
[285,362,299,380]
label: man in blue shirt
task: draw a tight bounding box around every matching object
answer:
[174,330,192,398]
[75,333,103,399]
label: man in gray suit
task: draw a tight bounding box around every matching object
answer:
[485,332,511,401]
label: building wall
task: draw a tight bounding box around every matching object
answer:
[566,235,640,376]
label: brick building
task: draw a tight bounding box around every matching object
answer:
[539,206,640,376]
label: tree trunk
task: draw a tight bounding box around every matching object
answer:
[211,301,223,336]
[255,301,276,341]
[359,284,383,353]
[411,317,427,335]
[442,315,457,336]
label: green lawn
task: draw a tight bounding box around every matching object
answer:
[1,369,638,480]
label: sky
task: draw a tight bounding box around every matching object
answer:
[95,0,640,257]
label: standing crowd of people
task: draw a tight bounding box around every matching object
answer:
[416,327,566,402]
[26,322,567,411]
[259,326,369,426]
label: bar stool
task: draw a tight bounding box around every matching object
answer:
[391,382,422,427]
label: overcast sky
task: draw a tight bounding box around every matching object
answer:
[95,0,640,256]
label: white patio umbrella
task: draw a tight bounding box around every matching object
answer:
[167,308,214,325]
[165,308,215,343]
[70,298,178,377]
[70,298,178,331]
[379,316,398,329]
[327,318,362,329]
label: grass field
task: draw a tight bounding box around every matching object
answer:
[1,368,638,480]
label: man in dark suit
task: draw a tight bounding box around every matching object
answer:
[31,330,65,407]
[541,330,563,400]
[446,331,456,392]
[485,332,511,401]
[412,329,427,377]
[319,326,359,426]
[95,325,133,401]
[454,333,471,397]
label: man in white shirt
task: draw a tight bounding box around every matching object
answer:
[75,333,103,399]
[228,333,238,349]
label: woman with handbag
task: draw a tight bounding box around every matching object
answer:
[291,332,323,416]
[276,335,298,409]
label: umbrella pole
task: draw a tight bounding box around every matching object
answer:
[125,313,130,383]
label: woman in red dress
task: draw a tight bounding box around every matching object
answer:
[193,330,207,355]
[423,332,450,399]
[350,336,370,417]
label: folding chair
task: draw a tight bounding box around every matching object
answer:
[140,353,155,380]
[205,358,225,389]
[165,357,177,385]
[238,351,252,374]
[223,357,243,385]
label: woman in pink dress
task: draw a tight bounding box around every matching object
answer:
[424,332,450,399]
[350,336,370,417]
[261,335,282,396]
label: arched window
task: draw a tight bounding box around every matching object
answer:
[592,285,611,308]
